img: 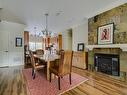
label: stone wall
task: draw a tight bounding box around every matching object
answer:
[88,3,127,81]
[88,3,127,44]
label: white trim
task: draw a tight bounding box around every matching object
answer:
[9,64,24,67]
[86,44,127,51]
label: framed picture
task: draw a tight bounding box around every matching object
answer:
[97,23,114,44]
[77,43,84,51]
[16,37,22,47]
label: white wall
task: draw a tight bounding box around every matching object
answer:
[72,21,88,51]
[86,0,127,18]
[0,0,2,8]
[0,20,25,66]
[62,30,72,50]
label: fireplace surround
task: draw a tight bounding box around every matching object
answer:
[94,53,120,76]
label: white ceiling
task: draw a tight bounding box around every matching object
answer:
[0,0,127,34]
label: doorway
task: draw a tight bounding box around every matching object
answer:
[68,29,72,50]
[0,22,9,67]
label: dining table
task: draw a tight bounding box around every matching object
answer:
[33,53,59,80]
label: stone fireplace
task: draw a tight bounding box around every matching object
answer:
[94,53,119,76]
[86,45,127,81]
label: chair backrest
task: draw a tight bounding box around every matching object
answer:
[36,49,44,55]
[29,51,36,68]
[57,49,64,55]
[58,50,73,75]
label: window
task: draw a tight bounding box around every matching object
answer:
[29,42,43,51]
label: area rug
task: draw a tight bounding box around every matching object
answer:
[23,69,88,95]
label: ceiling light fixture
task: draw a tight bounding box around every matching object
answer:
[42,13,52,37]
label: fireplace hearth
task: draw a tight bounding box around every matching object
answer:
[94,53,119,76]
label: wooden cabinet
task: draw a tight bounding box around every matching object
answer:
[72,51,88,69]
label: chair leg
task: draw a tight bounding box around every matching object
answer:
[32,68,34,76]
[58,77,61,90]
[50,72,51,82]
[33,70,36,79]
[33,73,35,79]
[69,73,71,85]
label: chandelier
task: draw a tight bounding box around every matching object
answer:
[41,13,52,37]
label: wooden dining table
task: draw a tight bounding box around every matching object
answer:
[33,54,59,80]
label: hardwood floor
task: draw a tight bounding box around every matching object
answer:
[0,66,127,95]
[0,66,27,95]
[63,67,127,95]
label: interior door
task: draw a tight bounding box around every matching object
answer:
[0,23,9,67]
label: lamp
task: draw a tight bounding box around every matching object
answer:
[41,13,57,51]
[42,13,51,37]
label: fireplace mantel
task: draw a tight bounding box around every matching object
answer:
[86,44,127,51]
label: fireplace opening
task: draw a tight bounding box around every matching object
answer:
[94,53,120,76]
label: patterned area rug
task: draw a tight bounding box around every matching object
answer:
[23,69,88,95]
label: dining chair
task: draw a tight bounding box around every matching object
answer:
[56,49,64,55]
[29,51,45,79]
[36,49,44,55]
[35,49,45,64]
[49,50,73,90]
[24,45,31,65]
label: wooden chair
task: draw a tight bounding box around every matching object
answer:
[49,50,73,90]
[29,51,45,79]
[56,49,64,55]
[24,45,31,65]
[36,49,44,55]
[35,49,45,64]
